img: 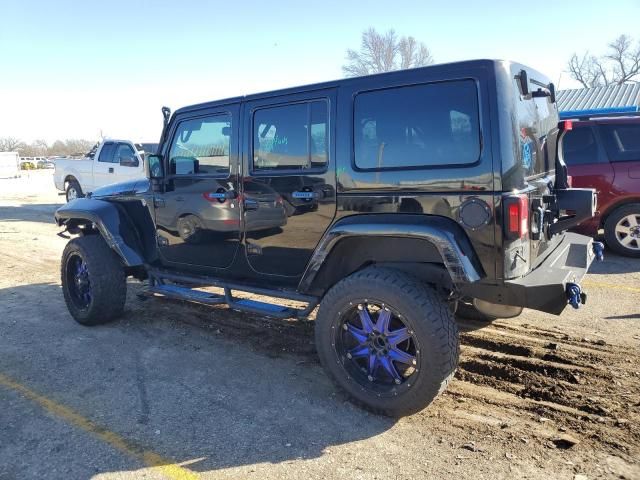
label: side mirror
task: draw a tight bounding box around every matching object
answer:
[119,155,139,167]
[146,154,164,179]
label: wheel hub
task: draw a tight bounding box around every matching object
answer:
[338,302,418,390]
[615,214,640,250]
[67,255,92,308]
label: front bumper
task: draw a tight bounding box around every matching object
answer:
[464,233,596,315]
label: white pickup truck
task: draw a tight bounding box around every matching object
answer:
[54,140,155,201]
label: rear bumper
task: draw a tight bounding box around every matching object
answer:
[463,233,596,315]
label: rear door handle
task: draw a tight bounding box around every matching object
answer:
[153,198,166,208]
[108,167,114,173]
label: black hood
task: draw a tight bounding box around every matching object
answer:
[88,178,150,199]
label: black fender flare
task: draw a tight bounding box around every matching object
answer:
[298,214,484,294]
[54,198,145,267]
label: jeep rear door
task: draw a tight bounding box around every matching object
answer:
[241,89,337,278]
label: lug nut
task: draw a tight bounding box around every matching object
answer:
[367,375,374,382]
[346,352,352,359]
[394,379,401,385]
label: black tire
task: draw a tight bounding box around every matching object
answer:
[315,267,459,417]
[65,179,83,202]
[455,301,497,323]
[604,204,640,257]
[61,235,126,325]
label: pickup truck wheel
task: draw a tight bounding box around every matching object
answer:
[604,204,640,258]
[61,235,126,325]
[315,267,459,417]
[65,180,83,202]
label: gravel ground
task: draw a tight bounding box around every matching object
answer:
[0,171,639,480]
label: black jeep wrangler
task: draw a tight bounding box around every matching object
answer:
[55,60,601,416]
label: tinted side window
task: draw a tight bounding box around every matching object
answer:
[600,124,640,162]
[114,143,136,162]
[354,80,480,170]
[98,143,115,163]
[253,100,328,172]
[168,114,231,175]
[562,127,601,166]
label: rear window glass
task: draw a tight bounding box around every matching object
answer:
[562,127,601,165]
[354,80,480,170]
[600,124,640,162]
[253,100,328,172]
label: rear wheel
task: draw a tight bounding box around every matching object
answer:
[61,235,126,325]
[315,267,459,417]
[65,179,83,202]
[604,204,640,257]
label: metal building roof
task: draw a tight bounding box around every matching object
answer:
[557,83,640,112]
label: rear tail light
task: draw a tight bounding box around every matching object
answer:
[504,194,529,239]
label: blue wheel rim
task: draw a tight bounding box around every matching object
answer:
[67,254,92,309]
[335,302,419,393]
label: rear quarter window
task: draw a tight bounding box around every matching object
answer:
[353,80,481,170]
[562,126,602,165]
[600,123,640,162]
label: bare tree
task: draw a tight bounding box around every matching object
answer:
[567,34,640,88]
[0,137,26,152]
[343,28,433,77]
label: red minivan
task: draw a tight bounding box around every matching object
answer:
[563,116,640,257]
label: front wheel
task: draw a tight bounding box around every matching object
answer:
[61,235,126,325]
[315,267,459,417]
[604,204,640,257]
[65,179,83,202]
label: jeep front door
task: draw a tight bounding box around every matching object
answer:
[154,106,241,270]
[242,91,337,278]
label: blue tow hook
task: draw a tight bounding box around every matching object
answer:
[592,241,605,262]
[566,282,587,309]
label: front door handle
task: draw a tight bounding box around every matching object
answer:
[108,167,114,173]
[244,198,259,211]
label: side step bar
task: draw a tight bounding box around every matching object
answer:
[144,268,319,319]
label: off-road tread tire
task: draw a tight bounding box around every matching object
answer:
[604,203,640,258]
[315,266,459,417]
[65,179,83,202]
[61,235,126,325]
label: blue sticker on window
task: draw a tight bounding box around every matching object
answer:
[522,141,532,170]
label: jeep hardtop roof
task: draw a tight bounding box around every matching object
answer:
[172,59,551,116]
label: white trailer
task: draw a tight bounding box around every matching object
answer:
[0,152,20,178]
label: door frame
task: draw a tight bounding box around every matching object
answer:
[153,102,242,272]
[240,88,338,280]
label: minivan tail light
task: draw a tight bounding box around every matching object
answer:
[504,195,529,239]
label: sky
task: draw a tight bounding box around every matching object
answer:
[1,0,638,144]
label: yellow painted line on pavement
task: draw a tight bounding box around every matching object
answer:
[583,280,640,294]
[0,372,199,480]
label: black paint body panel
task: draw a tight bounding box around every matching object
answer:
[54,59,597,315]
